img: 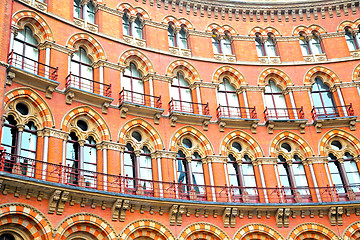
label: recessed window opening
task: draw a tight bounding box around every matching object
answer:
[232,142,242,152]
[16,102,29,115]
[132,131,142,142]
[77,120,88,131]
[331,140,342,151]
[281,143,292,153]
[182,138,192,148]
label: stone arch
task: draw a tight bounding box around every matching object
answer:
[220,130,263,158]
[119,49,155,76]
[338,19,360,32]
[258,68,293,89]
[117,3,150,20]
[118,118,164,151]
[61,106,111,142]
[304,66,340,87]
[166,60,201,84]
[119,219,175,240]
[233,223,284,240]
[66,33,106,62]
[178,222,230,240]
[206,23,236,36]
[163,16,193,30]
[352,63,360,81]
[293,24,326,36]
[287,223,339,240]
[169,126,214,156]
[213,66,246,89]
[343,221,360,240]
[270,131,314,158]
[249,27,280,37]
[319,129,360,156]
[12,10,54,43]
[0,203,53,240]
[55,213,116,240]
[4,87,55,129]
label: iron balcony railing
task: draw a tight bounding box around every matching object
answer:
[1,151,360,203]
[65,73,112,97]
[8,50,58,81]
[169,98,209,115]
[264,107,304,121]
[311,104,354,120]
[119,88,162,108]
[217,105,257,119]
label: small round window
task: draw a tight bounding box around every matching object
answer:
[232,142,242,152]
[331,140,342,151]
[281,143,291,153]
[77,120,88,131]
[16,102,29,115]
[132,131,142,142]
[182,138,192,148]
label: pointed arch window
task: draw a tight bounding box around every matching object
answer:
[13,26,39,71]
[309,33,323,55]
[122,13,131,36]
[218,78,241,118]
[124,143,136,189]
[212,33,232,55]
[134,16,143,39]
[222,35,232,55]
[168,25,176,47]
[139,146,153,191]
[123,14,143,39]
[70,47,94,92]
[212,34,221,54]
[168,25,188,49]
[311,77,338,118]
[122,62,144,104]
[345,28,359,51]
[170,72,193,113]
[292,155,309,195]
[264,80,288,119]
[83,136,97,187]
[277,155,293,197]
[191,152,205,194]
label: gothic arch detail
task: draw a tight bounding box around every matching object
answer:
[117,3,150,20]
[213,66,246,88]
[343,221,360,240]
[12,10,54,43]
[118,118,164,151]
[206,23,236,36]
[119,49,155,75]
[119,219,175,240]
[177,222,230,240]
[66,33,106,62]
[258,68,293,88]
[352,63,360,81]
[249,27,280,37]
[338,19,360,32]
[304,66,340,87]
[293,24,326,35]
[233,223,284,240]
[319,129,360,156]
[270,131,314,158]
[287,223,339,240]
[163,16,194,30]
[166,60,201,84]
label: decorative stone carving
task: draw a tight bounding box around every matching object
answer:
[48,190,61,214]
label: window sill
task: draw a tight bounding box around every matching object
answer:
[73,17,98,33]
[214,53,236,63]
[119,101,164,125]
[123,35,146,47]
[350,49,360,58]
[258,56,281,64]
[18,0,47,12]
[169,46,191,57]
[313,116,357,133]
[303,54,327,62]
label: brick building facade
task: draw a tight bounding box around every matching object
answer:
[1,0,360,239]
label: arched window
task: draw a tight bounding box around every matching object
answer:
[212,33,232,55]
[13,26,39,70]
[66,132,80,186]
[122,14,143,39]
[170,72,193,113]
[168,25,176,47]
[177,150,189,193]
[139,146,153,191]
[277,155,293,197]
[264,34,277,57]
[255,35,265,57]
[122,62,144,104]
[222,35,232,55]
[134,16,143,39]
[73,0,95,24]
[299,32,324,56]
[212,34,221,54]
[292,154,308,195]
[122,13,131,36]
[311,77,337,118]
[83,136,97,187]
[179,27,188,49]
[191,152,205,194]
[345,28,359,51]
[264,80,287,119]
[124,143,136,189]
[309,33,323,55]
[70,47,93,92]
[299,34,311,56]
[168,25,188,49]
[218,78,240,117]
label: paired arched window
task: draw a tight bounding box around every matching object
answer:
[212,33,232,55]
[74,0,95,24]
[168,25,188,49]
[170,72,193,113]
[123,13,143,39]
[122,63,144,104]
[264,80,288,119]
[12,26,39,71]
[345,27,360,51]
[299,32,323,56]
[218,78,241,117]
[311,77,337,118]
[70,47,93,92]
[255,34,277,57]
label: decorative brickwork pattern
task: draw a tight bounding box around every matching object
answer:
[163,16,194,30]
[258,68,293,88]
[177,222,230,240]
[304,66,340,87]
[270,131,314,158]
[119,49,155,75]
[166,60,201,84]
[213,66,246,89]
[338,19,360,32]
[0,203,52,240]
[287,223,339,240]
[118,118,164,150]
[343,221,360,240]
[206,23,236,36]
[293,25,326,36]
[352,63,360,81]
[119,219,175,240]
[319,129,360,156]
[61,106,111,141]
[66,33,106,62]
[233,223,284,240]
[12,10,53,42]
[249,27,280,37]
[55,213,116,240]
[220,130,263,158]
[4,88,54,128]
[170,126,214,155]
[117,3,150,20]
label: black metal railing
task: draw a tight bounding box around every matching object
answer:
[65,73,111,97]
[169,98,209,115]
[119,88,162,108]
[311,104,354,120]
[217,105,257,119]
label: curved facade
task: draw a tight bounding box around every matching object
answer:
[1,0,360,239]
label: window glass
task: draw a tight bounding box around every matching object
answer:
[179,28,188,49]
[222,35,232,55]
[278,155,291,191]
[74,0,81,18]
[310,35,323,54]
[134,17,142,39]
[168,25,176,47]
[123,14,130,36]
[255,37,265,56]
[139,146,152,189]
[299,37,310,55]
[86,2,95,24]
[177,151,188,185]
[243,155,256,194]
[265,37,277,56]
[212,36,221,54]
[20,122,37,160]
[191,153,205,193]
[345,30,357,51]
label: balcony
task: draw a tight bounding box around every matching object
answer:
[311,104,357,132]
[216,105,259,133]
[264,107,308,134]
[168,98,212,130]
[65,73,113,114]
[7,50,59,98]
[119,89,164,124]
